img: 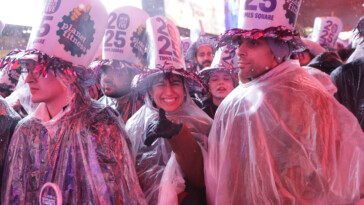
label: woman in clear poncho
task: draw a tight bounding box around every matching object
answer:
[126,70,212,205]
[1,50,146,204]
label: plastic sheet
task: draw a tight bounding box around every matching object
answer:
[98,92,144,123]
[0,96,21,196]
[2,95,147,204]
[330,58,364,131]
[206,60,364,204]
[303,66,337,95]
[126,89,212,205]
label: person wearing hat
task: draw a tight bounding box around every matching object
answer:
[291,38,327,66]
[205,0,364,204]
[126,16,212,205]
[90,6,149,123]
[186,35,216,73]
[198,46,238,119]
[1,1,146,204]
[330,18,364,131]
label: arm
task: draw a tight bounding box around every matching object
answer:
[144,109,205,188]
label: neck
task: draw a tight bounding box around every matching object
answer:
[212,97,223,106]
[45,89,74,119]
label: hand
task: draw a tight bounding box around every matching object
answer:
[144,108,183,146]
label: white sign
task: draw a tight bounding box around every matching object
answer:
[27,0,108,67]
[238,0,302,30]
[146,16,184,69]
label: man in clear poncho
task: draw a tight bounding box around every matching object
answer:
[205,1,364,204]
[1,52,146,205]
[126,16,212,205]
[1,0,146,203]
[90,6,150,123]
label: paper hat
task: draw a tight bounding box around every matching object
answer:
[88,6,150,74]
[190,19,206,43]
[198,46,238,85]
[185,35,216,64]
[218,0,304,52]
[181,37,192,58]
[132,16,204,93]
[26,0,108,67]
[310,16,343,48]
[102,6,150,66]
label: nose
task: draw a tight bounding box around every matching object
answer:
[237,44,247,58]
[25,72,35,84]
[164,82,174,94]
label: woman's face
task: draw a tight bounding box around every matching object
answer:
[149,74,185,112]
[208,71,234,101]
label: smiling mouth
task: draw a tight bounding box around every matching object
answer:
[162,98,177,103]
[217,87,226,91]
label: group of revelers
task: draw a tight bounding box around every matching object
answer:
[0,0,364,204]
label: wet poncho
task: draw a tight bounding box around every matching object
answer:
[1,96,147,205]
[99,92,144,123]
[330,58,364,131]
[0,96,20,196]
[206,60,364,205]
[303,66,337,95]
[125,91,212,205]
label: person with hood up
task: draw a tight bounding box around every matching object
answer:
[89,6,149,123]
[198,46,239,118]
[330,17,364,131]
[1,1,146,204]
[205,0,364,204]
[126,16,212,205]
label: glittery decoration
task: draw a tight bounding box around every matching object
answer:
[88,59,144,75]
[0,49,86,78]
[217,26,306,52]
[132,63,206,94]
[185,36,217,64]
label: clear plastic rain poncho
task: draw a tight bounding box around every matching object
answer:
[330,58,364,131]
[126,85,212,205]
[303,66,337,95]
[205,60,364,205]
[0,96,20,194]
[1,67,146,204]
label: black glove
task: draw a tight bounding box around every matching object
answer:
[144,108,183,146]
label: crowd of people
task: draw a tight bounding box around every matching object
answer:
[0,0,364,204]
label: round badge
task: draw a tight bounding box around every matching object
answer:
[39,182,62,205]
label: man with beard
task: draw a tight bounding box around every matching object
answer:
[91,6,149,122]
[186,35,216,73]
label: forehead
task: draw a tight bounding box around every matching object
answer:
[197,45,213,53]
[152,74,183,84]
[210,70,231,78]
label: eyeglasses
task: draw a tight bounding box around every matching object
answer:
[18,59,43,79]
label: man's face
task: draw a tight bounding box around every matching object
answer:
[194,45,213,70]
[236,38,278,81]
[100,66,131,98]
[24,60,70,104]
